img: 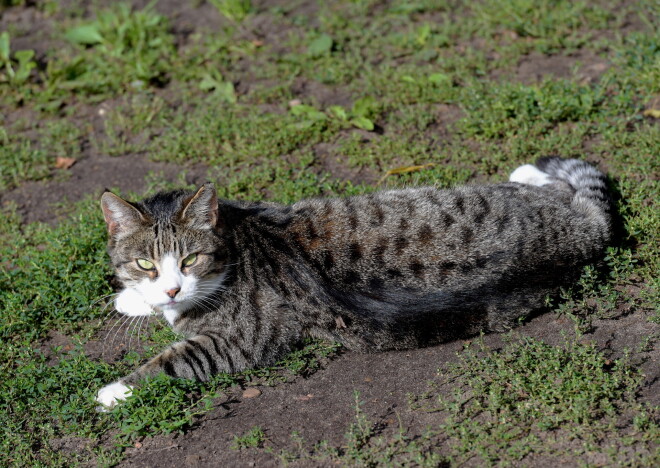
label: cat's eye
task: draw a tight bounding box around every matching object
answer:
[136,258,155,270]
[182,253,198,267]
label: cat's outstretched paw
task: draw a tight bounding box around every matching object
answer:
[95,381,133,412]
[115,288,153,317]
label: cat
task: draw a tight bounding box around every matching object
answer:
[95,157,612,409]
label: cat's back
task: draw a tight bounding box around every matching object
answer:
[263,183,577,294]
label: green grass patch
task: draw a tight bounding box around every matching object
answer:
[0,127,50,190]
[458,79,606,139]
[471,0,612,47]
[416,335,658,465]
[46,2,175,99]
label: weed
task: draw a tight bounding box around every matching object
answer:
[232,426,266,450]
[94,94,164,156]
[0,31,36,86]
[151,100,335,168]
[210,0,252,24]
[198,69,237,103]
[291,96,379,131]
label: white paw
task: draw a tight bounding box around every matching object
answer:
[509,164,552,186]
[96,381,133,412]
[115,288,153,317]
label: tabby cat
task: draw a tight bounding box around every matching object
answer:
[96,157,612,409]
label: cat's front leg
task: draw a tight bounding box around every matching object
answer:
[96,381,133,411]
[114,287,154,317]
[95,288,155,411]
[95,331,271,410]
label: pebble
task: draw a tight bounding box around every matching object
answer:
[242,388,262,398]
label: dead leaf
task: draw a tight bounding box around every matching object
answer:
[296,394,314,401]
[242,388,262,399]
[642,108,660,118]
[503,30,519,40]
[251,39,264,47]
[335,316,347,329]
[55,157,76,169]
[377,163,435,186]
[134,442,143,448]
[288,99,302,107]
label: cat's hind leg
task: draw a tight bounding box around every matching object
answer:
[509,164,552,186]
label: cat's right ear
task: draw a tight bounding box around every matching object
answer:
[100,191,146,238]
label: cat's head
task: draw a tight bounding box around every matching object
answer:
[101,184,228,321]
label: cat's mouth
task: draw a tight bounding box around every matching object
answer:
[153,299,181,310]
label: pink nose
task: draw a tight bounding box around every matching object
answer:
[165,288,180,298]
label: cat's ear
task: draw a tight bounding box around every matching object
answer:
[100,191,147,238]
[180,183,220,230]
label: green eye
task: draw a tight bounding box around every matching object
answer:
[136,258,155,270]
[182,253,198,267]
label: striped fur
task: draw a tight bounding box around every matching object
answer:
[96,157,613,407]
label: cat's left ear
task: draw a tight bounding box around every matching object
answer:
[100,191,148,238]
[180,183,220,230]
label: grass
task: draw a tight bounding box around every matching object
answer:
[0,127,50,190]
[0,0,658,465]
[429,335,657,465]
[54,2,174,96]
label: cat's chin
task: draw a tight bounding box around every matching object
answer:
[161,307,180,326]
[159,300,193,326]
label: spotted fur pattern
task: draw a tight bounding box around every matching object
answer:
[96,157,612,408]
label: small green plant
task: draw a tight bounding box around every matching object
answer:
[290,96,380,131]
[41,120,82,161]
[232,426,266,450]
[0,32,36,85]
[152,101,333,167]
[209,0,252,23]
[199,69,236,103]
[344,392,375,457]
[94,95,164,156]
[307,33,334,57]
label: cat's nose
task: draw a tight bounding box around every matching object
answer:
[165,287,180,298]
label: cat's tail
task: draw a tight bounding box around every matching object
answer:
[511,157,613,244]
